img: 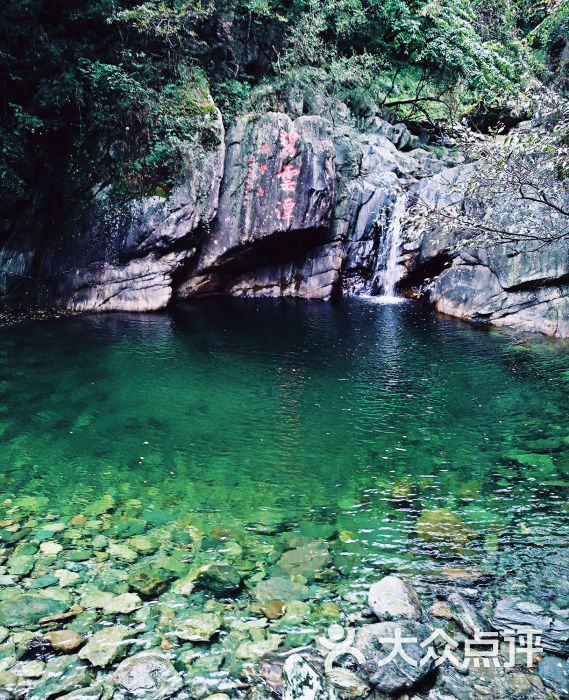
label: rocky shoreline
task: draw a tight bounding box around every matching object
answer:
[1,491,569,700]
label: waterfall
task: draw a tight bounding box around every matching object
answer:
[371,191,407,303]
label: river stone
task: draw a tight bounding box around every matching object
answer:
[538,655,569,697]
[353,621,435,694]
[78,625,135,666]
[127,567,173,598]
[67,549,93,562]
[277,542,331,579]
[282,653,338,700]
[27,574,60,589]
[19,659,45,677]
[0,593,67,627]
[193,563,243,596]
[113,650,183,700]
[84,494,115,517]
[79,586,114,610]
[327,668,370,698]
[255,577,310,603]
[7,555,34,576]
[447,591,490,636]
[492,598,569,656]
[368,576,422,622]
[108,542,138,562]
[55,569,81,588]
[175,612,222,642]
[102,592,141,615]
[40,541,63,556]
[34,655,92,698]
[235,634,283,660]
[262,600,286,620]
[58,684,104,699]
[129,535,159,555]
[415,509,476,551]
[44,629,83,653]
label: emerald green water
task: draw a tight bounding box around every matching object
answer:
[2,297,569,591]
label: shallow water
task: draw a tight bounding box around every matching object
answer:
[2,298,569,590]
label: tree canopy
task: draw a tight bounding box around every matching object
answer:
[0,0,565,205]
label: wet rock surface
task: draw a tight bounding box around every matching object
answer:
[2,85,568,336]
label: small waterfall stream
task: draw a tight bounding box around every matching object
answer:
[371,191,407,303]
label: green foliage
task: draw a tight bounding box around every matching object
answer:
[0,0,562,207]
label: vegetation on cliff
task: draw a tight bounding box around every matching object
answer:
[0,0,566,204]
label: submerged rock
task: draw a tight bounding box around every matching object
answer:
[262,599,286,620]
[255,577,310,603]
[33,655,92,698]
[113,650,183,700]
[0,594,67,627]
[282,653,338,700]
[415,509,476,551]
[174,612,222,642]
[78,625,135,667]
[44,629,83,653]
[277,542,331,580]
[327,668,370,699]
[368,575,422,622]
[194,563,243,596]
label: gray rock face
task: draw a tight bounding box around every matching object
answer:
[404,160,569,338]
[353,620,435,694]
[178,112,338,300]
[368,576,422,622]
[492,599,569,656]
[538,655,569,697]
[447,592,491,636]
[3,91,569,337]
[113,650,183,700]
[0,105,225,313]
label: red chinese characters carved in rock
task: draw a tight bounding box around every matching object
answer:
[279,131,299,159]
[277,164,300,193]
[275,197,296,227]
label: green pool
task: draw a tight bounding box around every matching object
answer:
[1,297,569,692]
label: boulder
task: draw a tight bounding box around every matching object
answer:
[353,621,435,694]
[538,655,569,697]
[178,112,339,301]
[368,576,422,622]
[447,592,491,636]
[113,650,183,700]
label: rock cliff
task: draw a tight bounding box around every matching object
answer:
[2,94,569,338]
